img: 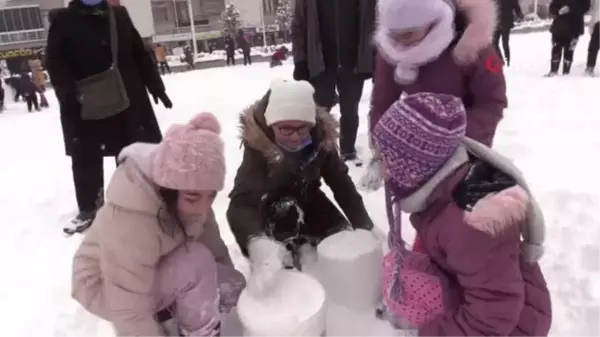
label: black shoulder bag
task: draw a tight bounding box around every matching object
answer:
[75,5,130,120]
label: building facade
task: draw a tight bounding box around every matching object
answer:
[151,0,225,49]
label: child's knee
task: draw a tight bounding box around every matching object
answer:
[160,242,217,278]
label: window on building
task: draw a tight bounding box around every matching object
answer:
[0,6,44,33]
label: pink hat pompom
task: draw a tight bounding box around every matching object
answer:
[189,112,221,135]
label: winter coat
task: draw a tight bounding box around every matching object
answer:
[19,73,39,95]
[371,44,507,147]
[71,144,234,336]
[550,0,591,37]
[225,36,236,55]
[28,59,46,90]
[291,0,376,79]
[394,140,551,336]
[154,44,167,62]
[236,33,250,52]
[226,93,374,255]
[495,0,523,30]
[46,1,165,157]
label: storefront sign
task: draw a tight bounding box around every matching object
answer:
[153,32,193,43]
[0,48,36,60]
[195,30,222,40]
[153,30,222,43]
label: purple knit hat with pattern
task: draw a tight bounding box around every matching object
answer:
[373,92,467,199]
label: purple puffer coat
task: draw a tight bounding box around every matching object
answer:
[370,46,507,147]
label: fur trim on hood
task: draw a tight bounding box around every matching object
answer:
[452,0,498,64]
[238,94,339,164]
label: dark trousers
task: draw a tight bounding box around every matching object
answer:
[550,34,579,74]
[493,27,512,64]
[226,54,235,65]
[310,68,365,156]
[25,93,39,112]
[587,23,600,70]
[0,87,4,109]
[243,51,251,65]
[13,89,22,102]
[71,150,119,213]
[159,61,171,75]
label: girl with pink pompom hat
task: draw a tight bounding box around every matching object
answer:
[71,112,246,336]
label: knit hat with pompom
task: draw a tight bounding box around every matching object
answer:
[151,112,226,191]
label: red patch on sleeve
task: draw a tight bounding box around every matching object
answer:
[485,54,504,73]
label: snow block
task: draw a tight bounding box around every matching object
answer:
[317,229,384,310]
[237,270,326,336]
[325,302,405,336]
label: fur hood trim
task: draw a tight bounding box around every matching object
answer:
[238,97,339,164]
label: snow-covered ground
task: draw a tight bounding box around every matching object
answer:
[1,31,599,336]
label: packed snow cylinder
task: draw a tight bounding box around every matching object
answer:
[237,270,326,336]
[317,229,384,310]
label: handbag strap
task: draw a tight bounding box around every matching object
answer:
[107,5,119,68]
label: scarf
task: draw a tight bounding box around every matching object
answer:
[373,2,455,85]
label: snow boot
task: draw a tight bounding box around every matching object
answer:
[584,67,596,76]
[545,71,558,77]
[64,210,96,235]
[341,152,363,167]
[562,60,572,75]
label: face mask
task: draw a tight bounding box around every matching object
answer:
[277,136,313,153]
[81,0,104,6]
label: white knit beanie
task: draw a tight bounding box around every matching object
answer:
[264,79,317,126]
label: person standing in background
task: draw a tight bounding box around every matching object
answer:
[154,43,171,75]
[291,0,376,164]
[19,73,41,113]
[46,0,172,232]
[0,79,5,112]
[183,45,195,70]
[493,0,523,66]
[236,29,252,65]
[224,34,236,66]
[28,57,49,108]
[585,0,599,75]
[547,0,591,76]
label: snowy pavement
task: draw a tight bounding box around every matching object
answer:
[0,31,599,336]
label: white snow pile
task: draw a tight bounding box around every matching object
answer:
[237,270,326,336]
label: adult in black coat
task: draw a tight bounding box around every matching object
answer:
[224,35,236,66]
[493,0,523,66]
[46,0,172,227]
[547,0,591,75]
[236,29,252,65]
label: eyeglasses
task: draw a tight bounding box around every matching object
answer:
[276,125,311,137]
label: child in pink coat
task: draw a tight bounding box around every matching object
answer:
[72,113,246,336]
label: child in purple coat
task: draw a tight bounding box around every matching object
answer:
[372,92,552,336]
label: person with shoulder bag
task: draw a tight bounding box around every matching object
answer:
[585,0,599,75]
[46,0,173,233]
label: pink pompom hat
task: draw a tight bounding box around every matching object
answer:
[151,112,226,191]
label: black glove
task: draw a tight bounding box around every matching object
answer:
[154,92,173,109]
[293,61,309,81]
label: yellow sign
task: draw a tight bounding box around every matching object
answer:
[0,48,35,60]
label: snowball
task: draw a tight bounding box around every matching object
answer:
[237,270,326,336]
[318,229,381,261]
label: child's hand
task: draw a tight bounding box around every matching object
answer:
[558,6,569,14]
